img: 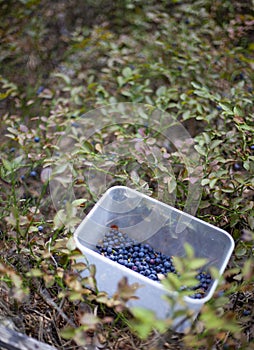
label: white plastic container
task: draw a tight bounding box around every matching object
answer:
[74,186,234,332]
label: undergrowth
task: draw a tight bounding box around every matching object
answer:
[0,0,253,349]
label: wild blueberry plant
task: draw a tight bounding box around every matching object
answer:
[0,0,253,348]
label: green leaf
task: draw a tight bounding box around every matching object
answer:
[156,86,167,96]
[233,105,244,116]
[130,307,167,339]
[184,243,194,259]
[122,67,133,78]
[54,72,71,85]
[191,81,202,89]
[210,139,223,150]
[201,179,210,186]
[72,198,87,206]
[161,270,182,291]
[66,237,77,251]
[194,145,206,156]
[187,258,207,270]
[209,178,218,189]
[218,103,233,114]
[26,269,43,277]
[60,327,76,339]
[167,176,177,194]
[53,209,66,229]
[117,76,125,87]
[2,158,12,171]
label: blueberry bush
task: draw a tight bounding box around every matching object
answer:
[0,0,253,349]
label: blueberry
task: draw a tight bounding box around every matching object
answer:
[10,147,15,153]
[36,86,44,94]
[243,310,251,316]
[107,247,113,254]
[20,175,25,181]
[155,266,162,272]
[34,136,40,143]
[233,163,242,171]
[95,228,212,299]
[38,225,43,232]
[250,145,254,151]
[164,261,171,269]
[160,267,166,274]
[71,122,80,128]
[144,269,151,276]
[194,293,202,299]
[148,274,157,280]
[144,244,152,251]
[138,252,145,258]
[216,105,222,111]
[233,72,244,82]
[30,170,37,177]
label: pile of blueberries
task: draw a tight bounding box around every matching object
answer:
[96,226,212,299]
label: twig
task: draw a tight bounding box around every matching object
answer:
[37,287,76,328]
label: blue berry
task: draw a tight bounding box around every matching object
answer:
[36,86,44,94]
[233,163,242,171]
[30,170,37,177]
[34,136,40,143]
[250,145,254,151]
[95,228,212,298]
[71,122,80,128]
[149,274,157,280]
[38,225,43,232]
[138,251,145,258]
[243,310,251,316]
[107,247,113,254]
[164,261,172,269]
[194,293,202,299]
